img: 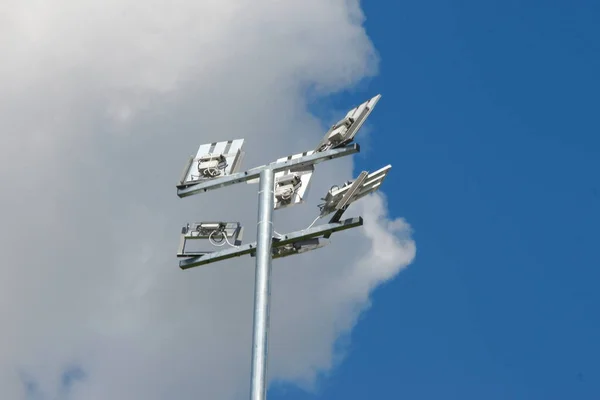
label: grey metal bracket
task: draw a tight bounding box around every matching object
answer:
[176,144,360,198]
[178,217,363,270]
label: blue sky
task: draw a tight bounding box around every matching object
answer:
[274,1,600,399]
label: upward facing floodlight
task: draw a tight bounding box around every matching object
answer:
[271,151,315,209]
[173,94,391,400]
[177,139,245,188]
[247,151,316,210]
[315,94,381,152]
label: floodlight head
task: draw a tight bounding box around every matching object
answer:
[197,154,227,178]
[177,139,245,188]
[247,151,316,210]
[274,173,301,205]
[272,238,329,259]
[315,94,381,152]
[177,221,243,257]
[319,164,392,217]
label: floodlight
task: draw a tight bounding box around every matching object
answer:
[271,238,329,259]
[246,151,316,209]
[272,152,315,209]
[274,173,301,205]
[318,164,392,218]
[177,139,245,188]
[177,221,243,257]
[315,94,381,152]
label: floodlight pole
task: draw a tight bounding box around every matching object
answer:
[175,94,384,400]
[250,168,275,400]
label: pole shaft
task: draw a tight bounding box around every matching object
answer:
[250,168,274,400]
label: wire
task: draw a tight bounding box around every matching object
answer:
[197,153,229,178]
[209,230,227,247]
[305,215,321,231]
[205,167,220,177]
[273,230,286,239]
[224,235,239,248]
[208,229,240,248]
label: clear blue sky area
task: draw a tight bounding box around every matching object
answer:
[273,1,600,399]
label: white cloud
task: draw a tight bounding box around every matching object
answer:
[0,0,415,399]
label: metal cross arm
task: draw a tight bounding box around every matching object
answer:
[176,143,360,198]
[178,217,363,270]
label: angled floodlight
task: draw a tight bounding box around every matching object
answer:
[270,238,329,259]
[318,164,392,218]
[315,94,381,152]
[177,139,245,188]
[248,151,316,210]
[177,221,243,257]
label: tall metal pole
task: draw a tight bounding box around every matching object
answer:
[250,168,274,400]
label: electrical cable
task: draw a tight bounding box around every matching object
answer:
[305,215,321,231]
[209,230,227,247]
[273,230,286,239]
[197,153,229,178]
[207,228,240,248]
[224,235,239,248]
[205,167,220,177]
